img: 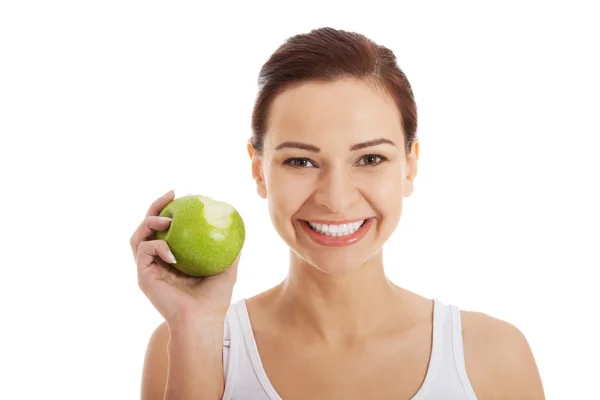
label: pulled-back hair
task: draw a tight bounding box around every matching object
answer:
[250,27,418,156]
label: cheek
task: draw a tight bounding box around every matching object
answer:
[361,168,404,215]
[267,167,314,217]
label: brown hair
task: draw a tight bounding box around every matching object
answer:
[250,27,418,156]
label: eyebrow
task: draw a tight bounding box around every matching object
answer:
[275,138,396,152]
[350,138,396,151]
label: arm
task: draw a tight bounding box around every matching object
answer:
[495,323,545,399]
[463,311,545,399]
[141,318,225,400]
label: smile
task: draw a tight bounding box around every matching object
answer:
[299,218,374,247]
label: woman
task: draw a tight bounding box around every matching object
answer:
[131,27,545,399]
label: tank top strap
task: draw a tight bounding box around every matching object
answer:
[449,303,479,398]
[222,300,244,400]
[223,299,280,400]
[411,298,448,398]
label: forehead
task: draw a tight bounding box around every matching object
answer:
[265,78,404,146]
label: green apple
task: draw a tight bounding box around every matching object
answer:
[155,194,245,277]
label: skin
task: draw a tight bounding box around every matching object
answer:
[242,77,545,399]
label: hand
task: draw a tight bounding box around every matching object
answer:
[130,190,240,325]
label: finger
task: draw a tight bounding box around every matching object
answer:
[130,216,173,256]
[136,240,177,272]
[146,189,175,218]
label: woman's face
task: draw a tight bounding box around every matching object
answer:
[249,78,419,275]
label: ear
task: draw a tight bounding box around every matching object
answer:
[404,140,419,197]
[247,141,267,199]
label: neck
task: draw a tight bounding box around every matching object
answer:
[276,249,403,343]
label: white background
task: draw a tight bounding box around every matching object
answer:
[1,1,598,398]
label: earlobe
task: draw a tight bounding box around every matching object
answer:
[253,163,268,199]
[257,185,267,199]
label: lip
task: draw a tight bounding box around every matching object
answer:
[299,217,375,247]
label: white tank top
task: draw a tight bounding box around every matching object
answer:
[221,298,478,399]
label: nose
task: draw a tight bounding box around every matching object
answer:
[313,164,360,215]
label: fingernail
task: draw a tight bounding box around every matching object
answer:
[168,251,177,264]
[164,189,174,196]
[158,217,172,222]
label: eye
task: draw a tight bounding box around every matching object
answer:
[356,153,387,167]
[284,158,316,168]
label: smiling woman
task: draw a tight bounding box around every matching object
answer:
[134,27,545,400]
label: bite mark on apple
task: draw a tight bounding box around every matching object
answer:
[198,195,234,229]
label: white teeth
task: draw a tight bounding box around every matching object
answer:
[307,220,367,236]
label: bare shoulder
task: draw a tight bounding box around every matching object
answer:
[141,321,170,400]
[460,309,545,399]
